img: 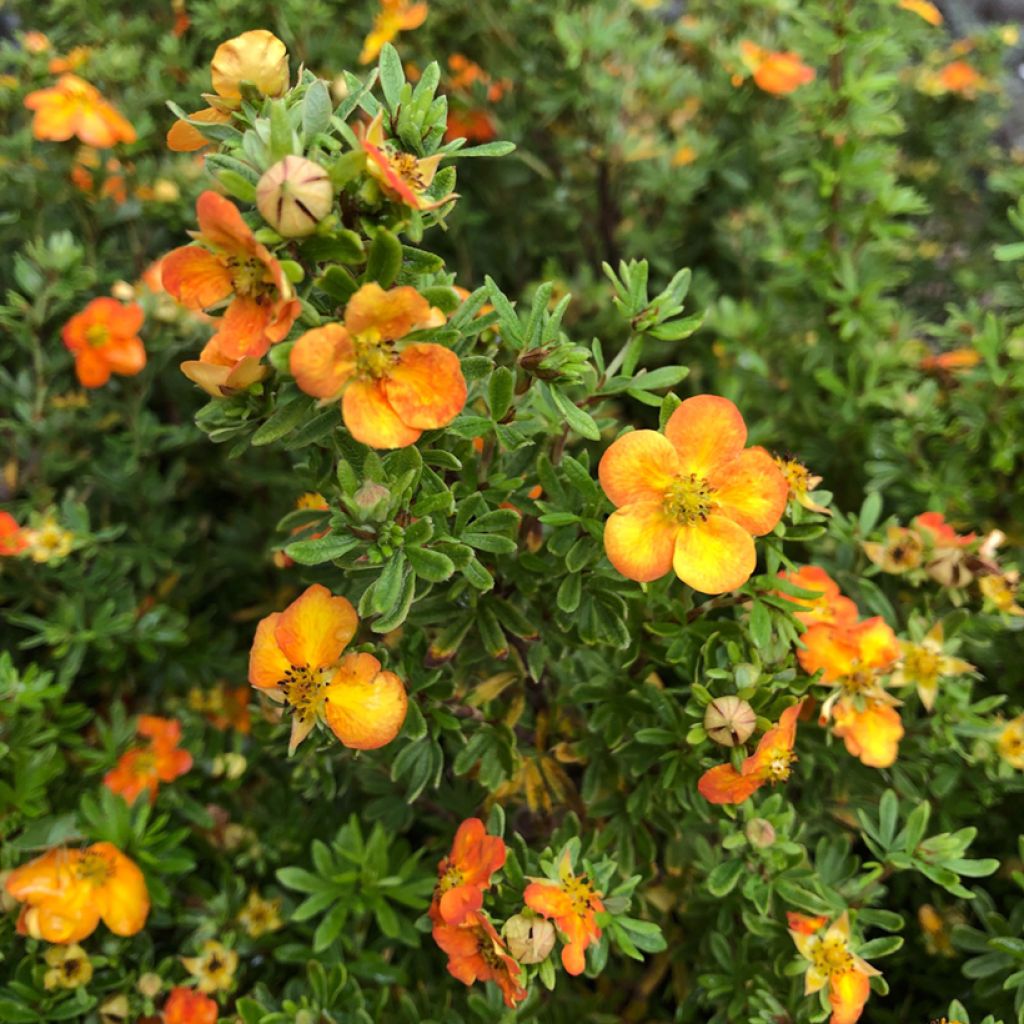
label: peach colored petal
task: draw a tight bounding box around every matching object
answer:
[832,701,903,768]
[213,296,276,361]
[664,395,747,476]
[290,324,356,398]
[160,245,233,311]
[274,584,358,670]
[344,283,435,340]
[324,652,408,749]
[828,967,871,1024]
[91,843,149,937]
[75,349,111,388]
[343,378,421,448]
[194,190,258,257]
[798,624,859,682]
[167,107,232,152]
[710,446,789,535]
[697,763,763,804]
[603,502,678,582]
[598,429,679,507]
[103,336,146,377]
[673,513,756,594]
[523,880,575,919]
[248,612,292,688]
[384,343,466,429]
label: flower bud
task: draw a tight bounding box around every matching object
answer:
[745,818,776,848]
[704,695,756,746]
[256,156,334,238]
[137,973,163,998]
[503,913,556,964]
[350,480,391,521]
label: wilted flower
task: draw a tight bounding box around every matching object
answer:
[62,297,146,389]
[775,456,831,516]
[862,526,923,574]
[238,890,283,937]
[980,572,1024,616]
[182,939,238,993]
[43,944,93,990]
[360,111,454,210]
[25,75,136,147]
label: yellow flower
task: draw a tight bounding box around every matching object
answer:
[181,939,238,993]
[862,526,923,574]
[898,0,942,26]
[359,0,428,65]
[998,715,1024,770]
[43,944,93,990]
[238,891,283,938]
[890,623,973,711]
[980,573,1024,616]
[26,514,75,563]
[775,456,831,516]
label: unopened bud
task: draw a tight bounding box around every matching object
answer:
[704,696,756,747]
[745,818,776,848]
[351,480,390,521]
[136,973,163,998]
[256,156,334,238]
[110,280,135,302]
[503,914,556,964]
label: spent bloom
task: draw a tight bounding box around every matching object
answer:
[104,715,193,804]
[774,456,831,516]
[43,944,92,990]
[788,912,880,1024]
[433,910,527,1008]
[248,583,408,752]
[429,818,506,926]
[238,890,283,937]
[163,987,218,1024]
[863,525,923,574]
[163,191,300,364]
[739,41,815,95]
[698,701,804,804]
[62,297,146,389]
[25,74,136,147]
[360,0,429,64]
[182,939,238,993]
[361,111,454,210]
[890,623,973,711]
[980,572,1024,617]
[598,395,789,594]
[5,843,149,943]
[290,282,466,449]
[524,850,605,975]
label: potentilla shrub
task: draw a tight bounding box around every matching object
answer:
[1,13,1024,1024]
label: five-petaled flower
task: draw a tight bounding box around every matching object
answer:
[42,944,92,990]
[433,910,527,1008]
[429,818,506,926]
[998,715,1024,770]
[777,566,858,627]
[890,623,973,711]
[360,111,455,210]
[524,850,605,975]
[163,191,300,364]
[698,700,804,804]
[181,939,238,993]
[25,74,136,147]
[5,843,149,943]
[788,912,880,1024]
[598,395,789,594]
[248,583,408,752]
[62,297,146,389]
[163,986,219,1024]
[739,41,816,95]
[104,715,193,804]
[774,456,831,516]
[360,0,428,65]
[290,282,466,448]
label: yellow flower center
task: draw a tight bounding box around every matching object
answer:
[562,873,598,916]
[778,458,809,493]
[765,748,796,782]
[477,929,507,970]
[663,473,715,525]
[904,645,941,684]
[227,256,269,297]
[280,664,334,720]
[810,935,853,975]
[438,865,465,894]
[388,148,426,191]
[843,666,877,696]
[354,331,397,379]
[76,851,113,886]
[85,324,110,347]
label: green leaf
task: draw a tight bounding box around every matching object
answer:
[285,533,360,566]
[706,859,744,897]
[405,546,456,582]
[302,79,333,138]
[366,228,403,287]
[379,44,405,112]
[488,366,515,421]
[252,397,316,446]
[856,936,904,959]
[550,388,601,440]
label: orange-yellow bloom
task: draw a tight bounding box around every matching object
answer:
[980,572,1024,616]
[936,60,983,96]
[167,30,288,151]
[359,0,428,65]
[361,111,454,211]
[24,75,136,147]
[698,701,804,804]
[862,525,924,574]
[899,0,943,25]
[180,337,269,398]
[788,912,880,1024]
[998,715,1024,769]
[890,623,973,711]
[104,715,193,804]
[163,191,300,363]
[598,395,789,594]
[61,297,146,389]
[248,583,407,752]
[290,282,465,449]
[775,456,831,516]
[163,987,218,1024]
[739,41,815,95]
[433,910,527,1008]
[913,511,976,548]
[0,511,29,556]
[523,851,604,975]
[429,818,506,926]
[830,698,904,769]
[777,566,858,627]
[920,348,980,373]
[5,843,149,944]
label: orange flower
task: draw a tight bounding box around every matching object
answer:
[936,60,983,96]
[433,910,527,1008]
[429,818,506,926]
[24,75,136,148]
[698,701,804,804]
[248,583,407,752]
[163,987,218,1024]
[913,511,976,548]
[788,912,880,1024]
[5,843,149,944]
[62,297,146,389]
[739,41,815,95]
[70,147,127,204]
[360,111,454,211]
[22,31,51,54]
[163,191,300,363]
[831,698,905,769]
[290,282,465,449]
[920,348,980,373]
[899,0,943,25]
[104,715,193,804]
[523,850,605,975]
[180,337,269,398]
[444,107,498,143]
[777,566,858,627]
[0,511,29,556]
[359,0,429,65]
[167,30,288,151]
[47,47,91,74]
[598,395,789,594]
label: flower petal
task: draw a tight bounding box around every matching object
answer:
[709,446,789,535]
[603,502,678,582]
[342,378,422,448]
[598,429,679,507]
[345,283,435,340]
[248,613,292,689]
[831,700,904,768]
[523,880,575,920]
[160,245,233,311]
[697,763,763,804]
[213,296,275,361]
[290,324,356,398]
[664,395,748,476]
[798,624,858,682]
[384,343,466,429]
[91,843,150,937]
[274,584,358,671]
[324,652,408,750]
[828,968,871,1024]
[673,514,756,594]
[167,107,232,152]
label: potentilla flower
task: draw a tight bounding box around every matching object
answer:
[598,395,789,594]
[998,716,1024,769]
[0,511,29,556]
[237,890,283,937]
[103,715,193,804]
[980,572,1024,616]
[360,111,454,211]
[181,940,238,994]
[24,514,75,563]
[433,910,527,1008]
[739,41,815,95]
[698,701,804,804]
[444,106,498,144]
[889,623,973,711]
[935,60,984,97]
[788,912,880,1024]
[5,843,149,944]
[774,456,831,516]
[248,583,408,752]
[180,336,269,399]
[830,698,904,769]
[523,851,605,975]
[167,30,288,151]
[187,683,252,733]
[162,986,218,1024]
[163,191,300,363]
[862,525,923,574]
[43,943,93,990]
[777,566,858,627]
[429,818,506,926]
[920,348,980,373]
[290,282,465,449]
[62,297,146,389]
[899,0,943,24]
[913,512,976,549]
[24,75,136,147]
[359,0,429,65]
